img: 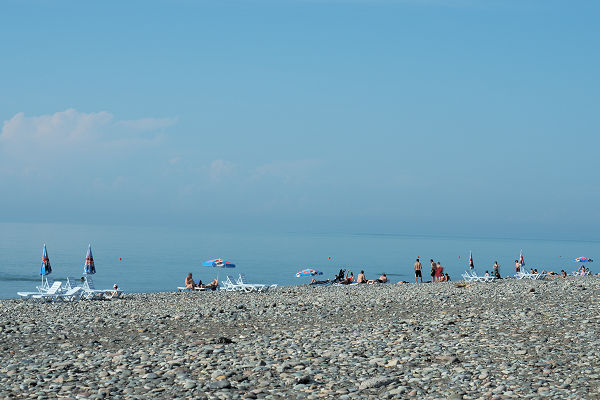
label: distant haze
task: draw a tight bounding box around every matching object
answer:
[1,1,599,239]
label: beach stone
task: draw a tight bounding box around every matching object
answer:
[358,376,395,390]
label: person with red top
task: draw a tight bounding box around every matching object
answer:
[435,262,444,282]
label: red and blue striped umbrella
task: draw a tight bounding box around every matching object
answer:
[296,269,323,277]
[40,244,52,276]
[84,244,96,275]
[202,259,236,268]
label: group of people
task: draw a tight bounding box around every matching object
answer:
[414,259,450,283]
[184,273,219,290]
[309,269,389,285]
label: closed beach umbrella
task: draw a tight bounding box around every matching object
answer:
[84,244,96,275]
[296,269,323,277]
[202,259,236,268]
[40,244,52,276]
[40,244,52,288]
[574,257,593,263]
[468,251,475,270]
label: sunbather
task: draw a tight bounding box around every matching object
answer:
[561,270,567,277]
[104,284,119,297]
[357,270,367,284]
[309,278,330,285]
[338,271,354,284]
[333,269,345,283]
[202,278,219,291]
[368,273,388,284]
[185,273,197,289]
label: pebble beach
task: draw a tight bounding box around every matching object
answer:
[1,277,599,399]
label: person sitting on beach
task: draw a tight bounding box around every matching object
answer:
[561,269,567,278]
[357,270,367,284]
[484,271,490,277]
[339,271,354,284]
[104,284,120,297]
[185,273,197,289]
[309,278,330,285]
[445,273,451,281]
[515,260,521,273]
[333,269,345,283]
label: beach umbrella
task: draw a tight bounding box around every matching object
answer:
[202,259,236,268]
[40,244,52,276]
[40,244,52,288]
[295,269,323,277]
[84,244,96,275]
[574,257,593,262]
[202,258,235,283]
[468,251,475,270]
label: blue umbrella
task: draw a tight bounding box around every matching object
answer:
[84,244,96,275]
[296,269,323,277]
[40,244,52,276]
[202,259,236,268]
[40,244,52,289]
[574,257,593,263]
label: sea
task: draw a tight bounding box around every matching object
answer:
[0,222,598,299]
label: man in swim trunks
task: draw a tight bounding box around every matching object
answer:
[414,258,422,283]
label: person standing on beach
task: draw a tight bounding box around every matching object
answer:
[430,259,437,282]
[435,262,444,282]
[414,259,423,283]
[493,261,501,279]
[515,260,521,273]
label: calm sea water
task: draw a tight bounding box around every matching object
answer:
[0,222,598,299]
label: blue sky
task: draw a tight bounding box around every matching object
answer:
[1,0,599,237]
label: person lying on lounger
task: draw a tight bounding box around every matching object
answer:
[368,273,388,284]
[309,278,330,285]
[201,278,219,291]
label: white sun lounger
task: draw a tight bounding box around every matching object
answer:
[33,286,82,302]
[222,276,244,291]
[515,271,545,280]
[236,274,267,292]
[462,270,495,282]
[177,286,206,292]
[29,281,64,302]
[18,280,63,299]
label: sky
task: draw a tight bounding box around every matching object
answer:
[1,0,599,238]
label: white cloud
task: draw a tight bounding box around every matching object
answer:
[0,109,175,147]
[0,109,177,177]
[209,159,237,182]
